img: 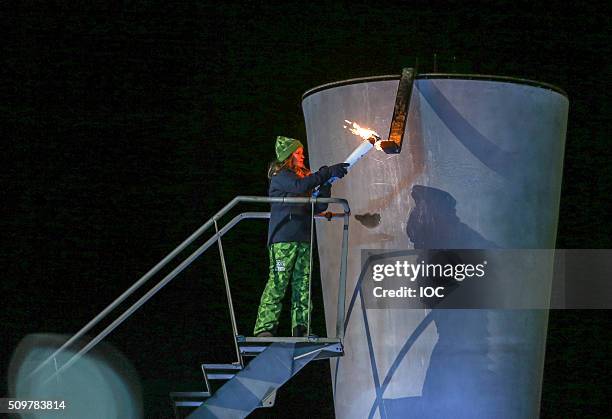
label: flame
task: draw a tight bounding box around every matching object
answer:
[344,120,380,141]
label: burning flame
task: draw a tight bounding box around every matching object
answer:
[343,120,383,150]
[343,120,379,140]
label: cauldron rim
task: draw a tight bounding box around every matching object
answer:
[302,73,567,101]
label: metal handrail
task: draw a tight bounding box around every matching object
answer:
[32,196,350,381]
[214,218,242,366]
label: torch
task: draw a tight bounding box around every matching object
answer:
[312,68,415,197]
[313,120,382,196]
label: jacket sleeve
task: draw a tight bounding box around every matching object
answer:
[272,168,331,194]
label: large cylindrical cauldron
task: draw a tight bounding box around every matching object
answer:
[302,75,568,419]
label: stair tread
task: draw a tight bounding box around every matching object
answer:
[176,401,204,407]
[238,336,341,344]
[202,363,243,370]
[170,391,211,399]
[206,373,237,379]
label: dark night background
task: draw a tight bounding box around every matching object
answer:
[2,1,611,418]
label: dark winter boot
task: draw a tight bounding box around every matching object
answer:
[292,325,308,337]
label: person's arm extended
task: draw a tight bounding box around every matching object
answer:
[273,164,348,194]
[273,169,329,194]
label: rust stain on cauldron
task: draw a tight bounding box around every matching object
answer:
[355,213,381,228]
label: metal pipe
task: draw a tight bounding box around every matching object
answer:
[28,200,239,378]
[214,218,242,366]
[307,201,315,336]
[235,195,350,214]
[336,212,350,339]
[44,212,260,382]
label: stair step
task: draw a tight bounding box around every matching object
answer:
[206,372,237,380]
[175,401,203,407]
[170,391,211,398]
[238,340,344,360]
[191,342,330,417]
[201,362,243,380]
[237,336,341,343]
[239,345,267,355]
[170,391,211,413]
[170,391,210,400]
[202,363,242,370]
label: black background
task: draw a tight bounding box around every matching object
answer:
[2,1,611,418]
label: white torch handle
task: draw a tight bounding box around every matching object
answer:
[344,139,374,168]
[313,139,375,197]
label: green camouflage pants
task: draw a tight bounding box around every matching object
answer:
[253,242,311,335]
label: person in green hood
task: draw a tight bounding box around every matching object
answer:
[254,136,348,337]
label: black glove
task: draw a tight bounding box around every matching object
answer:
[329,163,349,179]
[317,183,332,197]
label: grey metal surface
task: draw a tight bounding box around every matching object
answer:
[303,77,568,418]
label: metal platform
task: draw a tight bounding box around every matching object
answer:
[238,336,343,360]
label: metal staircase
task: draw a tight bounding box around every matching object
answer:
[168,196,350,418]
[29,196,351,418]
[171,338,344,418]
